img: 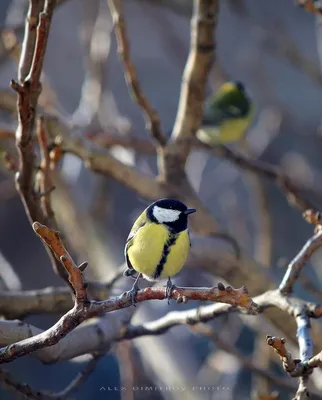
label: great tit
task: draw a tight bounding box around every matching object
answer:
[197,81,253,145]
[124,198,196,305]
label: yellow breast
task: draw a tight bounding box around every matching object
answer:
[127,222,190,281]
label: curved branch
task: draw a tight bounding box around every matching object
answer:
[279,228,322,295]
[207,143,318,214]
[0,223,256,364]
[108,0,166,146]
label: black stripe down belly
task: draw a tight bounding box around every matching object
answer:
[154,233,178,279]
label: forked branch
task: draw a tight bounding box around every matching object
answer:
[0,223,257,364]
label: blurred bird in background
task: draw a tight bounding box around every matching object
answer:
[197,81,254,146]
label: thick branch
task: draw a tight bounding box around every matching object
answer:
[0,289,320,364]
[0,223,256,364]
[87,131,156,154]
[296,313,314,362]
[10,0,68,284]
[60,133,173,200]
[18,0,44,82]
[162,0,218,179]
[0,268,124,319]
[0,284,255,364]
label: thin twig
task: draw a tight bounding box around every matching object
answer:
[297,0,322,16]
[266,334,320,399]
[0,353,102,400]
[0,368,45,399]
[266,336,298,374]
[116,343,135,400]
[191,324,302,393]
[50,354,102,399]
[279,228,322,295]
[108,0,166,146]
[36,115,55,222]
[206,143,318,214]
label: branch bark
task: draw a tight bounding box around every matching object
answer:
[108,0,166,146]
[9,0,70,284]
[279,228,322,295]
[161,0,218,181]
[0,223,256,364]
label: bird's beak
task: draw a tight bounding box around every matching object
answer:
[184,208,196,215]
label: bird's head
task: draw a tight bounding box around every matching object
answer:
[218,80,246,96]
[147,198,196,232]
[201,80,251,126]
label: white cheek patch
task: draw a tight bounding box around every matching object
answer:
[153,206,181,223]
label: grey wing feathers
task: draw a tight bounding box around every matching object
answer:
[124,221,146,274]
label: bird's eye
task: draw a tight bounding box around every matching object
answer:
[235,81,245,92]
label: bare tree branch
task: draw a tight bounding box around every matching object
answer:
[162,0,218,180]
[0,289,319,365]
[11,0,56,224]
[191,324,308,394]
[279,228,322,295]
[0,223,256,364]
[18,0,44,82]
[2,123,320,217]
[205,143,319,214]
[49,354,102,399]
[9,0,71,284]
[108,0,166,146]
[35,115,55,223]
[60,132,173,200]
[266,336,298,374]
[297,0,322,16]
[0,353,102,400]
[87,131,156,154]
[0,368,45,400]
[267,317,317,400]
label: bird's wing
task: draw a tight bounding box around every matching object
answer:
[202,93,248,127]
[124,210,147,270]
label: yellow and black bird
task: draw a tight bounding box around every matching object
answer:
[124,198,196,305]
[197,81,253,146]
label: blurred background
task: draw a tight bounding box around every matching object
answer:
[1,0,322,399]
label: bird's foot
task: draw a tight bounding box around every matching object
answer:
[166,277,176,305]
[123,268,137,278]
[127,285,140,307]
[127,273,142,307]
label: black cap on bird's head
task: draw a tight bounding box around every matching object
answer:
[147,198,196,232]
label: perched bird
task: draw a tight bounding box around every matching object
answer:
[197,81,253,146]
[124,198,196,305]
